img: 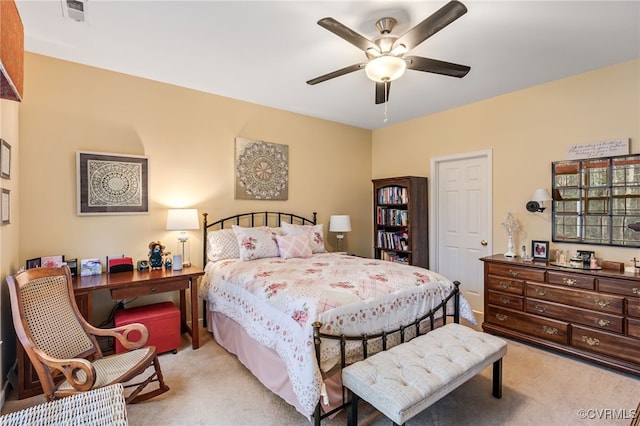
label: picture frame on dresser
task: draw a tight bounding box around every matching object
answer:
[532,240,549,261]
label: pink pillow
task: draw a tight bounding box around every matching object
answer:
[282,223,327,253]
[276,234,313,259]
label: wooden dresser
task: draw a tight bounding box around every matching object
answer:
[481,254,640,375]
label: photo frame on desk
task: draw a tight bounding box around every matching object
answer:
[76,151,148,215]
[26,257,41,269]
[532,240,549,261]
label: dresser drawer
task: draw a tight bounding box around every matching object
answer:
[547,271,594,290]
[628,318,640,339]
[628,298,640,319]
[485,306,568,344]
[526,299,623,333]
[487,275,524,295]
[571,324,640,365]
[486,263,545,281]
[598,277,640,297]
[526,282,624,315]
[487,290,524,310]
[110,278,188,299]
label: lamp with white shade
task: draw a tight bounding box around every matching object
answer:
[526,189,553,213]
[329,215,352,252]
[166,208,199,267]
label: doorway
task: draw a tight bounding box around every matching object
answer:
[430,150,492,313]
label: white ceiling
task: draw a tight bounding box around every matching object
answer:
[15,1,640,130]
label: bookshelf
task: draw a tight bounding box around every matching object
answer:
[373,176,428,268]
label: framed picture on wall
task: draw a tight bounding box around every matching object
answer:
[1,188,9,224]
[76,151,149,215]
[1,139,11,179]
[532,240,550,262]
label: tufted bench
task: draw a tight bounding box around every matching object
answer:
[341,323,507,425]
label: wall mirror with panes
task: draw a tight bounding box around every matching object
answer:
[552,153,640,247]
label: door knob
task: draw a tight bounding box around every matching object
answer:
[481,240,488,246]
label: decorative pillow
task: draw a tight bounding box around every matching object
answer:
[282,223,327,253]
[232,225,279,261]
[206,228,240,262]
[276,234,313,259]
[270,227,286,237]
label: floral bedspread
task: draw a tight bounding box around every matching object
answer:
[200,253,476,417]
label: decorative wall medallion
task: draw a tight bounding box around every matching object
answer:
[235,138,288,200]
[77,151,148,215]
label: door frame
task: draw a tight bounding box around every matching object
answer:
[429,149,493,272]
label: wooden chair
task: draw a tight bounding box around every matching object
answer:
[6,266,170,403]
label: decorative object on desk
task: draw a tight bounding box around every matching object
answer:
[25,257,41,269]
[66,258,78,276]
[531,240,549,262]
[329,215,351,252]
[526,188,552,213]
[137,260,149,271]
[1,188,9,224]
[107,256,134,273]
[234,138,288,200]
[164,252,172,269]
[166,208,199,267]
[1,139,11,179]
[76,151,148,216]
[520,245,532,261]
[172,254,182,271]
[80,258,102,276]
[41,255,64,268]
[501,212,519,258]
[148,241,165,269]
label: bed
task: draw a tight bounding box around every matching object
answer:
[199,211,476,424]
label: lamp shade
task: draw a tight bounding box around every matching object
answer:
[329,215,352,233]
[364,56,406,83]
[531,189,552,202]
[166,209,199,231]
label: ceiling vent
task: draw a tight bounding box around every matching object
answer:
[61,0,87,22]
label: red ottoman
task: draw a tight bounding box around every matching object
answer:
[114,302,180,354]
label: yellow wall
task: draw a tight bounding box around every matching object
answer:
[372,59,640,265]
[17,52,372,326]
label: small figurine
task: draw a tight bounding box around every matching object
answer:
[148,241,166,269]
[164,251,172,269]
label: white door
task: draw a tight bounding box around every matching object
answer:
[430,151,492,313]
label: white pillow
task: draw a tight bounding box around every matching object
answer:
[232,225,279,261]
[206,228,240,262]
[276,234,313,259]
[282,223,327,253]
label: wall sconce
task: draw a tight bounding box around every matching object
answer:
[526,189,552,213]
[329,215,351,252]
[166,208,200,267]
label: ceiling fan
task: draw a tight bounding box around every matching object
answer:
[306,0,471,105]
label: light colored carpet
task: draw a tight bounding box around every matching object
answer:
[2,321,639,426]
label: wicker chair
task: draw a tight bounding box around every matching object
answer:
[7,266,170,403]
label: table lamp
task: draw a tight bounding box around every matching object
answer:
[329,215,351,252]
[166,208,199,267]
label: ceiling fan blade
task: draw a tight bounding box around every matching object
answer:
[375,82,390,104]
[405,56,470,78]
[306,63,365,85]
[318,17,379,52]
[393,0,467,51]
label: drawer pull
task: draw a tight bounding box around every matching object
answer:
[594,300,610,308]
[499,281,510,290]
[562,278,576,286]
[595,319,611,327]
[534,288,547,296]
[581,335,600,346]
[542,326,558,335]
[509,270,519,278]
[499,297,510,305]
[495,313,508,322]
[633,288,640,295]
[534,305,547,313]
[151,287,157,292]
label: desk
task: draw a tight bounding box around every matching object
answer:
[16,267,204,399]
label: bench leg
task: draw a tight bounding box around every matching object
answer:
[347,390,359,426]
[492,358,503,399]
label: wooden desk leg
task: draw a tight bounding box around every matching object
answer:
[179,288,187,335]
[191,277,200,349]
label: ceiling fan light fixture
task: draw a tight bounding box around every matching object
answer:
[365,56,406,83]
